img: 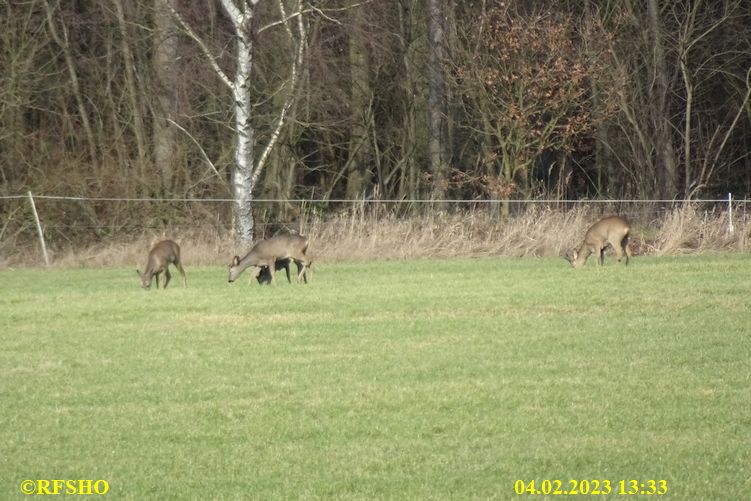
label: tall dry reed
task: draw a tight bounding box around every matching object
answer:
[4,204,749,268]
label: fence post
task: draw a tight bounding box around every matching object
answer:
[27,191,50,267]
[727,192,734,235]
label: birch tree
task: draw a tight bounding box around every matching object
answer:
[174,0,307,245]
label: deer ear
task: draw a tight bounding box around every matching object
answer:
[232,256,240,266]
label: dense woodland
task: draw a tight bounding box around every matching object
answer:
[1,0,750,244]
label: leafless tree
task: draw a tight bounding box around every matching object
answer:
[174,0,307,245]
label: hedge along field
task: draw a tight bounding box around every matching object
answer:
[1,255,750,500]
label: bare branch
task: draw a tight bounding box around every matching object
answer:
[166,119,230,194]
[257,0,376,33]
[219,0,243,28]
[43,0,98,167]
[169,5,233,89]
[689,66,751,198]
[276,0,295,39]
[253,0,307,185]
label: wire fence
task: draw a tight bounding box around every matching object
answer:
[1,192,749,266]
[2,194,746,204]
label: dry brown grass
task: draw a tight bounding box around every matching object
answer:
[303,204,582,261]
[3,204,749,268]
[650,204,750,255]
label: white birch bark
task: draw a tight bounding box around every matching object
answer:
[222,0,257,244]
[175,0,306,245]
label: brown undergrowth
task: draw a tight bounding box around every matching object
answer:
[2,204,749,268]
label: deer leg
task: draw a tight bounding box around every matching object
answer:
[175,260,187,287]
[623,235,632,265]
[294,260,307,284]
[255,266,272,285]
[613,240,625,263]
[597,246,605,266]
[282,260,291,283]
[250,266,263,285]
[267,260,276,284]
[154,272,160,289]
[163,268,172,289]
[294,260,308,283]
[249,265,261,285]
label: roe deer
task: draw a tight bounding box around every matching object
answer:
[228,234,310,284]
[136,239,187,289]
[566,216,632,268]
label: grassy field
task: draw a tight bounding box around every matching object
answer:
[1,255,750,500]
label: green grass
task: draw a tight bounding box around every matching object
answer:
[1,255,750,500]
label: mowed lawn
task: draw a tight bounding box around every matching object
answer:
[1,255,750,500]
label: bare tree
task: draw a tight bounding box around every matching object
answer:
[675,0,750,196]
[604,0,750,199]
[152,0,181,194]
[426,0,449,201]
[111,0,149,186]
[43,0,98,172]
[343,5,374,200]
[452,3,611,211]
[396,0,427,201]
[647,0,679,199]
[174,0,307,245]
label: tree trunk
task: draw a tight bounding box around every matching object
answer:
[43,0,99,175]
[397,0,423,202]
[231,22,256,245]
[647,0,679,199]
[152,0,180,195]
[344,6,373,200]
[112,0,149,188]
[426,0,449,201]
[213,0,305,245]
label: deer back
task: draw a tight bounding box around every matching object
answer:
[147,240,180,271]
[584,216,630,246]
[253,235,308,261]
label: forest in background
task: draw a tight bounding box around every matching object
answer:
[1,0,750,251]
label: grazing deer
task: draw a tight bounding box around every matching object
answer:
[565,216,632,268]
[228,234,310,284]
[136,239,187,289]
